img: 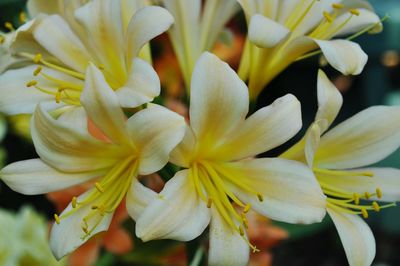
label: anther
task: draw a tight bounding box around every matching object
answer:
[72,197,77,208]
[243,217,249,229]
[55,91,62,103]
[364,192,371,200]
[362,171,374,177]
[207,198,212,208]
[98,64,105,70]
[376,188,382,199]
[239,225,245,236]
[244,204,251,213]
[95,182,104,193]
[332,3,344,9]
[33,66,42,76]
[54,214,61,224]
[353,193,360,205]
[26,80,37,87]
[361,208,368,218]
[0,36,4,44]
[91,205,98,210]
[257,194,264,202]
[350,9,360,16]
[33,53,42,63]
[19,12,27,23]
[372,201,380,212]
[82,226,89,234]
[4,22,14,31]
[323,11,334,23]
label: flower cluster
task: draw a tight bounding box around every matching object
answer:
[0,1,398,266]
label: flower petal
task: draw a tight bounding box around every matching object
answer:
[125,6,174,65]
[248,14,290,48]
[50,190,113,260]
[135,170,211,242]
[127,104,185,175]
[208,209,249,266]
[116,58,160,108]
[315,106,400,169]
[212,94,302,160]
[0,159,102,195]
[57,106,87,129]
[33,15,91,72]
[314,39,368,75]
[229,158,326,224]
[170,125,197,168]
[27,0,61,16]
[190,52,248,146]
[81,63,129,144]
[32,104,124,172]
[315,69,343,132]
[126,178,157,221]
[333,8,382,37]
[327,207,375,266]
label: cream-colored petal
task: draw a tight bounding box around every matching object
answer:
[315,69,343,132]
[135,170,211,242]
[208,209,249,266]
[248,14,290,48]
[190,52,248,146]
[33,15,91,72]
[126,178,157,221]
[169,125,197,168]
[50,190,113,260]
[333,8,382,37]
[317,167,400,202]
[0,159,103,195]
[125,6,174,65]
[127,104,185,175]
[80,63,129,144]
[230,158,326,224]
[27,0,61,17]
[327,207,375,266]
[57,106,87,130]
[211,94,302,160]
[32,104,123,172]
[314,39,367,75]
[315,106,400,169]
[116,58,160,108]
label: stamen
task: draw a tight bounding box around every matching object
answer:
[4,22,14,31]
[376,188,382,198]
[26,80,37,87]
[0,36,4,44]
[72,197,77,208]
[54,214,61,224]
[372,201,380,212]
[239,225,245,236]
[350,9,360,16]
[323,11,334,23]
[33,66,42,76]
[95,182,105,193]
[33,53,42,63]
[353,193,360,205]
[55,90,62,103]
[243,204,251,213]
[332,3,344,9]
[19,12,27,23]
[207,198,213,208]
[361,208,368,218]
[257,193,264,202]
[91,205,98,210]
[364,192,371,200]
[98,64,105,70]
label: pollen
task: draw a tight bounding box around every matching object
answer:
[4,22,14,31]
[361,208,368,218]
[207,198,213,208]
[323,11,334,23]
[19,12,27,23]
[98,64,105,70]
[0,36,4,44]
[26,80,37,87]
[364,192,371,200]
[95,182,105,193]
[55,91,62,103]
[332,3,344,9]
[372,201,380,212]
[353,193,360,205]
[72,197,77,208]
[54,214,61,224]
[33,53,42,63]
[243,204,251,213]
[33,66,42,76]
[350,9,360,16]
[239,225,245,236]
[376,188,382,198]
[257,193,264,202]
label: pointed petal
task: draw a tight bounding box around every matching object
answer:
[212,94,301,160]
[116,58,160,108]
[0,159,102,195]
[230,158,326,224]
[32,104,123,172]
[50,191,113,259]
[315,69,343,132]
[81,63,129,144]
[208,210,249,266]
[190,52,248,146]
[126,178,157,221]
[248,14,290,48]
[57,106,87,129]
[169,125,196,168]
[314,39,368,75]
[327,207,375,266]
[315,106,400,169]
[127,104,185,175]
[33,15,91,72]
[333,8,382,37]
[27,0,61,16]
[136,170,211,242]
[125,6,174,64]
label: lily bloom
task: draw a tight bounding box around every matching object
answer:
[281,70,400,266]
[237,0,382,100]
[0,0,172,116]
[135,52,326,266]
[0,64,185,259]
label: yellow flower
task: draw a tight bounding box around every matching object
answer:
[0,64,186,259]
[237,0,382,100]
[281,70,400,266]
[0,0,172,116]
[135,53,326,266]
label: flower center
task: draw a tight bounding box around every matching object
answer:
[191,161,262,252]
[313,167,396,218]
[53,156,137,240]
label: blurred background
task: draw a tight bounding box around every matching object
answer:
[0,0,400,265]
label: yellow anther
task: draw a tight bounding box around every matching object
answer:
[353,193,360,205]
[244,204,251,213]
[364,192,371,200]
[72,197,77,208]
[82,226,89,234]
[55,91,62,103]
[98,64,105,70]
[33,66,42,76]
[350,9,360,16]
[54,214,61,224]
[323,11,334,23]
[4,22,14,31]
[243,217,249,229]
[361,208,368,218]
[33,53,42,63]
[19,12,27,23]
[0,36,4,44]
[332,3,344,9]
[207,198,212,208]
[257,194,264,202]
[376,188,382,199]
[239,225,245,236]
[91,205,98,210]
[362,171,374,177]
[372,201,380,212]
[26,80,37,87]
[95,182,104,193]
